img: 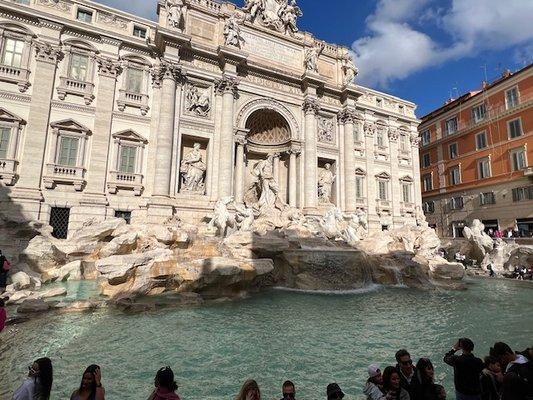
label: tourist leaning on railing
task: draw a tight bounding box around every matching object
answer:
[70,365,105,400]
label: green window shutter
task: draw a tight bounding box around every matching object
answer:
[120,146,136,173]
[59,137,79,166]
[0,127,11,159]
[127,68,143,93]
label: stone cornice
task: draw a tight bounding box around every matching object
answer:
[0,90,31,103]
[51,100,96,114]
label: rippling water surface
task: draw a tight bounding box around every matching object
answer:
[1,278,531,400]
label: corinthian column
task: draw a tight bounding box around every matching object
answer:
[339,109,358,213]
[152,60,183,198]
[302,98,320,212]
[215,75,238,198]
[234,136,246,203]
[288,147,300,208]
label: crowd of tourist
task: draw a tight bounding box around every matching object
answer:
[8,339,533,400]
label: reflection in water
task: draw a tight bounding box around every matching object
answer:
[1,279,531,400]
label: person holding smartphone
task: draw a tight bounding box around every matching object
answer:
[70,365,105,400]
[444,338,484,400]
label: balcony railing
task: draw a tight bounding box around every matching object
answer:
[117,89,149,115]
[525,166,533,177]
[376,199,392,212]
[107,171,144,196]
[0,64,31,92]
[44,163,86,191]
[57,77,95,105]
[0,158,18,185]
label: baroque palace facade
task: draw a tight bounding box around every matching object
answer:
[0,0,421,236]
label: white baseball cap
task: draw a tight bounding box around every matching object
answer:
[368,364,381,378]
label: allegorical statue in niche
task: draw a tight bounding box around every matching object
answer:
[166,0,185,29]
[186,86,211,117]
[318,163,336,204]
[304,41,325,73]
[242,0,265,22]
[342,54,359,86]
[278,0,302,34]
[245,155,285,213]
[180,143,206,193]
[224,14,245,48]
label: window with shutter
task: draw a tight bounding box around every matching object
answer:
[119,146,137,173]
[355,176,363,199]
[58,137,79,166]
[69,53,89,81]
[508,119,522,138]
[0,127,10,159]
[402,184,411,203]
[126,68,144,93]
[378,181,387,200]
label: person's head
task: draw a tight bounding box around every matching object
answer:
[484,356,501,374]
[237,379,260,400]
[30,357,53,400]
[367,364,382,385]
[490,342,515,367]
[382,366,401,392]
[282,380,295,399]
[395,349,413,376]
[154,366,178,392]
[459,338,475,354]
[416,358,434,383]
[434,384,446,400]
[78,364,100,397]
[326,383,344,400]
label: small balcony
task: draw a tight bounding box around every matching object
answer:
[355,197,366,207]
[117,89,149,116]
[0,64,31,92]
[400,202,415,215]
[0,158,18,185]
[107,171,144,196]
[376,199,392,213]
[524,166,533,177]
[43,164,86,191]
[57,77,95,105]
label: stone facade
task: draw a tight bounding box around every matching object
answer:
[0,0,420,236]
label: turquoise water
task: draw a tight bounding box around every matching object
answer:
[1,278,532,400]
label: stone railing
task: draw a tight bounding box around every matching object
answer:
[107,170,144,196]
[189,0,222,12]
[376,199,392,212]
[57,76,95,105]
[44,163,86,191]
[0,158,18,185]
[117,89,149,115]
[0,64,31,92]
[355,198,366,207]
[400,202,415,214]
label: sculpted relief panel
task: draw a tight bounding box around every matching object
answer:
[185,83,212,118]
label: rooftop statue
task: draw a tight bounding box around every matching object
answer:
[342,54,359,86]
[242,0,303,35]
[165,0,185,30]
[224,14,245,48]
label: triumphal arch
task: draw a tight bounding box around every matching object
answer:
[0,0,421,235]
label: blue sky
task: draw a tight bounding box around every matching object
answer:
[97,0,533,117]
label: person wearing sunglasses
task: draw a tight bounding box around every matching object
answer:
[382,366,410,400]
[70,364,105,400]
[395,349,420,398]
[326,383,345,400]
[281,380,296,400]
[12,357,53,400]
[147,366,180,400]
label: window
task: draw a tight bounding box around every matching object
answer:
[508,119,522,138]
[355,176,364,199]
[450,196,464,210]
[133,26,147,39]
[422,153,431,168]
[58,136,79,166]
[50,207,70,239]
[423,201,435,214]
[478,158,491,179]
[126,67,143,94]
[421,130,431,146]
[378,180,388,200]
[77,8,93,23]
[0,127,10,159]
[506,87,519,109]
[445,117,458,135]
[475,132,487,150]
[69,53,89,81]
[479,192,496,206]
[510,148,527,171]
[449,143,458,159]
[402,183,412,203]
[399,134,408,151]
[472,103,486,123]
[119,145,137,173]
[1,38,24,68]
[512,186,533,202]
[115,210,132,224]
[398,105,405,114]
[376,98,383,108]
[450,166,460,185]
[423,174,432,191]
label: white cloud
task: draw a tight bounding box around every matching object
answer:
[353,0,533,88]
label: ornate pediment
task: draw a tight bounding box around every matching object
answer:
[50,119,91,133]
[242,0,303,35]
[355,167,366,176]
[112,129,148,144]
[0,107,25,124]
[400,175,414,183]
[375,171,391,180]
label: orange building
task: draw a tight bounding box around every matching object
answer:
[418,64,533,238]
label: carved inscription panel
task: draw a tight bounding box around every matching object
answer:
[241,30,302,70]
[189,16,216,42]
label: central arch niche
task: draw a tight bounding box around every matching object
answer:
[245,109,291,147]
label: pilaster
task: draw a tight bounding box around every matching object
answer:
[302,97,320,213]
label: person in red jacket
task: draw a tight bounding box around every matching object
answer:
[0,298,6,333]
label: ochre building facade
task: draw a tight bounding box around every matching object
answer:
[419,65,533,238]
[0,0,421,237]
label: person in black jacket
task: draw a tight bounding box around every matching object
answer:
[480,357,503,400]
[443,338,484,400]
[490,342,533,400]
[395,349,420,399]
[413,358,443,400]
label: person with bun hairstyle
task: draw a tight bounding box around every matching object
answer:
[147,366,180,400]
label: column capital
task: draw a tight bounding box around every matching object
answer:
[388,127,399,142]
[410,136,421,147]
[338,108,360,124]
[302,98,320,115]
[96,56,122,78]
[235,135,247,146]
[34,41,63,64]
[214,75,239,97]
[363,121,376,137]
